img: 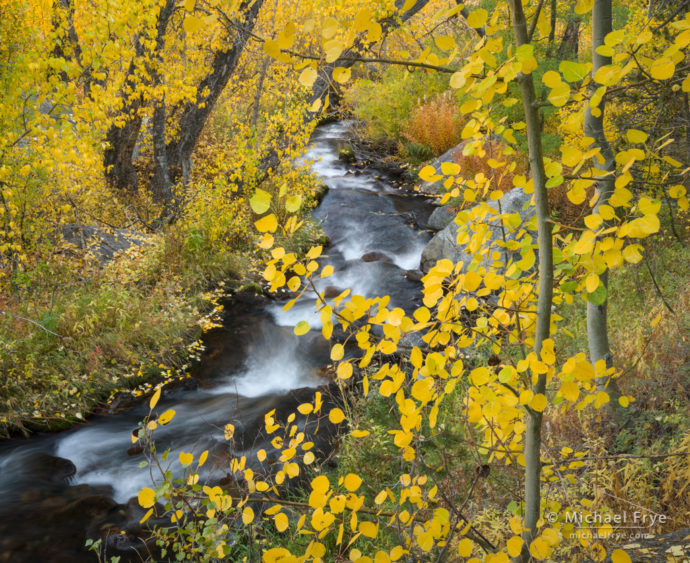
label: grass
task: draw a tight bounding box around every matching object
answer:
[0,225,253,437]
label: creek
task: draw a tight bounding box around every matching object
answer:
[0,122,435,562]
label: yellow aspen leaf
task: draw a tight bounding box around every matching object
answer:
[450,71,466,89]
[413,307,430,323]
[183,15,203,33]
[294,321,310,335]
[351,429,370,438]
[411,377,434,403]
[179,451,194,466]
[297,403,313,415]
[611,550,632,563]
[299,68,317,90]
[325,40,344,63]
[330,343,344,361]
[418,531,434,551]
[272,512,288,532]
[548,82,571,106]
[463,271,482,292]
[669,185,686,198]
[618,396,630,408]
[353,8,371,32]
[224,424,235,440]
[573,230,596,254]
[257,449,267,462]
[139,508,153,524]
[158,409,175,425]
[242,506,254,525]
[520,389,534,404]
[187,473,199,485]
[575,0,593,14]
[530,393,548,412]
[584,214,603,230]
[530,537,552,559]
[337,362,353,379]
[457,538,473,557]
[374,490,387,505]
[329,407,345,424]
[198,450,208,467]
[304,451,315,465]
[287,276,301,291]
[419,165,441,182]
[149,388,161,410]
[306,245,323,259]
[622,244,643,263]
[626,129,648,144]
[276,22,295,49]
[466,9,488,28]
[344,473,362,491]
[184,0,195,10]
[138,488,156,508]
[255,213,278,233]
[541,70,561,88]
[560,381,579,402]
[285,194,302,212]
[333,67,351,84]
[507,536,524,557]
[594,391,610,409]
[264,548,292,562]
[650,58,675,80]
[522,56,538,74]
[586,274,600,293]
[441,161,460,175]
[367,21,382,43]
[258,234,274,249]
[321,264,334,278]
[435,35,455,51]
[593,65,622,86]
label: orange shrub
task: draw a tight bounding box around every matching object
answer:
[401,92,462,155]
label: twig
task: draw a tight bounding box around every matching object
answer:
[0,310,61,337]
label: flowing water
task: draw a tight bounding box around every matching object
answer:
[0,122,435,562]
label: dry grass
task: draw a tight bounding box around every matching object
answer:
[402,92,463,156]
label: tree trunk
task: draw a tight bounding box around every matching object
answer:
[165,0,265,188]
[558,18,580,58]
[103,0,173,194]
[507,0,554,559]
[548,0,557,49]
[584,0,624,418]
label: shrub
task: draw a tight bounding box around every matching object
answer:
[401,92,463,156]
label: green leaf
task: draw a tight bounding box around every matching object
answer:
[559,61,590,82]
[586,284,607,305]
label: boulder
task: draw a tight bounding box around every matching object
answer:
[420,187,535,273]
[427,205,457,231]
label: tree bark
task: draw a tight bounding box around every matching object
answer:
[507,0,554,559]
[103,0,175,193]
[558,18,580,58]
[584,0,623,418]
[548,0,557,49]
[165,0,265,188]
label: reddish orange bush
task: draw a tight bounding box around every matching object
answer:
[401,92,462,155]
